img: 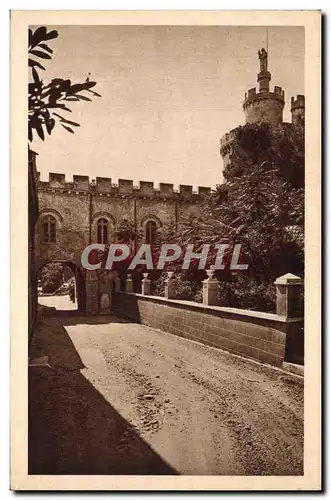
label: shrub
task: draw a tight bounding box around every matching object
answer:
[39,263,63,294]
[153,271,202,301]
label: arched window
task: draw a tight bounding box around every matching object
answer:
[43,215,56,243]
[145,220,157,245]
[97,218,109,244]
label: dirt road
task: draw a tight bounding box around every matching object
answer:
[38,294,77,311]
[29,312,303,476]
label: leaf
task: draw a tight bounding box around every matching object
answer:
[39,43,53,54]
[61,124,74,134]
[53,104,72,112]
[28,58,45,71]
[44,30,58,40]
[52,112,65,120]
[35,121,45,140]
[64,118,80,127]
[67,83,85,94]
[88,89,102,97]
[53,113,80,127]
[29,49,52,59]
[49,78,64,86]
[76,94,92,102]
[32,67,40,85]
[82,81,96,90]
[31,26,47,47]
[45,117,55,135]
[63,97,80,102]
[60,80,71,91]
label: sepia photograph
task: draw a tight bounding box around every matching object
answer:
[10,10,321,491]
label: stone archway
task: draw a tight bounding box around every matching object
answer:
[36,260,86,315]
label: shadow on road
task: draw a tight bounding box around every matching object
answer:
[37,303,132,326]
[29,316,177,475]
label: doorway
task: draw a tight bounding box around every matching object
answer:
[37,261,86,316]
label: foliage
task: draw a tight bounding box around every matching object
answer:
[153,271,203,302]
[164,121,304,312]
[39,262,63,293]
[114,219,144,245]
[28,26,101,143]
[221,121,304,281]
[217,276,276,313]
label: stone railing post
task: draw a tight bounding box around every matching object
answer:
[85,270,99,315]
[141,273,151,295]
[125,273,133,294]
[165,271,176,299]
[275,273,304,319]
[202,269,219,306]
[114,275,121,292]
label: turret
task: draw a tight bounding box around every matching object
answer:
[291,94,305,126]
[242,48,285,125]
[220,129,238,169]
[220,47,303,174]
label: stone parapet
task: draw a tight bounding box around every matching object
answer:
[37,172,211,200]
[112,292,304,367]
[243,87,285,110]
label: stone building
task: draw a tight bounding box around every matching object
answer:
[35,175,210,313]
[220,48,305,169]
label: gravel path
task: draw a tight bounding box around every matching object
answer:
[29,312,303,476]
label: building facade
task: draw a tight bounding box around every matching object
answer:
[35,175,210,313]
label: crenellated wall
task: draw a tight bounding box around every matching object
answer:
[35,173,211,272]
[37,173,211,198]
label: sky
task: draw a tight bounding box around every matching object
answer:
[33,25,304,189]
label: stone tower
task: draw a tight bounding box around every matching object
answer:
[220,47,304,171]
[242,48,285,125]
[291,94,305,126]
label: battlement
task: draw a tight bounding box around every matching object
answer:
[274,86,285,98]
[245,87,257,100]
[243,86,285,107]
[37,172,211,199]
[291,94,305,111]
[220,128,238,148]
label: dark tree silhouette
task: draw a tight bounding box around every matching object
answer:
[28,26,101,144]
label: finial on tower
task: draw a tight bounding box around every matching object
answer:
[257,47,271,92]
[258,48,268,72]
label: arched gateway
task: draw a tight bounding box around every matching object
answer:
[36,259,86,315]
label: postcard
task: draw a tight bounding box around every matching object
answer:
[10,10,321,491]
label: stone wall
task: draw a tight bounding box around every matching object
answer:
[35,190,90,269]
[243,92,285,125]
[35,174,210,270]
[112,292,303,366]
